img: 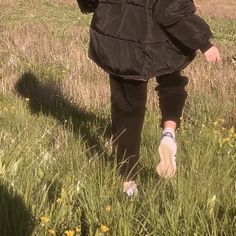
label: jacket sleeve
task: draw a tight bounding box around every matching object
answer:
[77,0,98,14]
[153,0,213,51]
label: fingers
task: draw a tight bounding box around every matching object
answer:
[204,46,221,64]
[205,54,221,63]
[206,53,221,63]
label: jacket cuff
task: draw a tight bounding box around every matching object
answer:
[199,41,213,53]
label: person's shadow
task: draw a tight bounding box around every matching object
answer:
[14,72,111,158]
[14,72,112,236]
[0,183,35,236]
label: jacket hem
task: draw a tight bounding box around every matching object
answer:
[88,53,195,82]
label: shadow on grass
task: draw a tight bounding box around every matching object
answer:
[14,72,111,158]
[0,183,35,236]
[14,72,114,235]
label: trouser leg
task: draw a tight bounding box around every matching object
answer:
[156,71,189,128]
[110,74,147,180]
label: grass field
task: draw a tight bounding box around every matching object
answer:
[0,0,236,235]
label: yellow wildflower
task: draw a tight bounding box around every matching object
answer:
[222,137,231,143]
[75,227,81,233]
[56,198,62,204]
[64,230,75,236]
[25,98,30,101]
[105,205,112,212]
[48,229,56,235]
[100,224,109,233]
[40,216,50,225]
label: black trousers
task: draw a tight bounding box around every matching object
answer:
[110,72,188,180]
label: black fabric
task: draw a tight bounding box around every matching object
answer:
[153,0,212,51]
[110,74,147,180]
[88,0,212,81]
[89,29,195,81]
[156,72,189,128]
[110,72,188,179]
[199,41,213,53]
[77,0,98,14]
[154,0,196,26]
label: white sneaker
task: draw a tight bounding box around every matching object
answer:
[123,181,138,197]
[156,132,177,179]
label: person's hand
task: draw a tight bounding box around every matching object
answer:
[203,46,221,63]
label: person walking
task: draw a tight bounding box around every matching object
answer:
[78,0,221,196]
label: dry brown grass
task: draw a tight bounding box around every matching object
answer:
[0,22,108,109]
[52,0,77,7]
[0,0,14,5]
[195,0,236,19]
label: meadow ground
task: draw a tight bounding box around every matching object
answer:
[0,0,235,235]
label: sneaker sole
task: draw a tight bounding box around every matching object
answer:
[123,181,138,197]
[156,142,176,179]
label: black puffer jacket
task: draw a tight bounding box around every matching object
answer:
[80,0,213,81]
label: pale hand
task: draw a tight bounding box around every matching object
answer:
[203,46,221,63]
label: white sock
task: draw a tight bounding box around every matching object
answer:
[162,127,175,139]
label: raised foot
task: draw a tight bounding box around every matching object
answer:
[156,136,177,179]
